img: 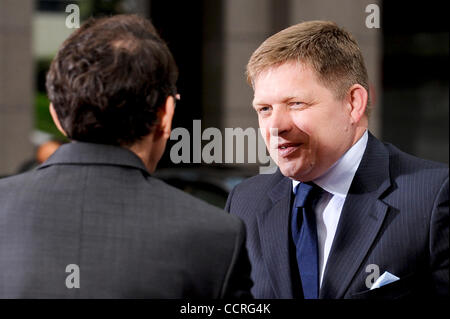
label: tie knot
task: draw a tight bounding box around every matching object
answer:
[294,182,323,208]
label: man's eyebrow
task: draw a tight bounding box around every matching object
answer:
[252,100,265,107]
[253,95,303,105]
[252,93,311,108]
[283,92,314,102]
[281,96,300,103]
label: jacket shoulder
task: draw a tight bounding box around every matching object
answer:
[0,170,36,193]
[380,141,448,214]
[232,170,285,197]
[146,176,245,231]
[226,169,288,218]
[384,142,448,182]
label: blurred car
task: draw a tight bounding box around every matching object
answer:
[153,166,252,209]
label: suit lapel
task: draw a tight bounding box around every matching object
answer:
[320,133,392,299]
[257,172,295,298]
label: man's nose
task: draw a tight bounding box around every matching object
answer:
[269,107,291,136]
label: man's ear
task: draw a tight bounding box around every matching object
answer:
[157,96,175,139]
[346,84,368,124]
[49,103,67,136]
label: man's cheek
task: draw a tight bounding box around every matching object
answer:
[258,126,270,146]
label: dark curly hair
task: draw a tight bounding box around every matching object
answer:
[46,14,178,146]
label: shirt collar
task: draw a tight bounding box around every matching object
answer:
[292,130,368,197]
[38,141,150,176]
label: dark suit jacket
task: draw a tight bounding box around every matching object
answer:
[226,132,449,299]
[0,142,253,298]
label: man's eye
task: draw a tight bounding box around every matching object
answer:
[289,102,304,107]
[258,106,271,113]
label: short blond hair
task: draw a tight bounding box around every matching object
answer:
[247,21,371,112]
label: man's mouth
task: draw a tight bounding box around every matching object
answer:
[277,143,302,157]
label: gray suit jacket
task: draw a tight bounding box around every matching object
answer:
[0,142,253,298]
[226,132,449,299]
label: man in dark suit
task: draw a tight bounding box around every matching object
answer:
[226,21,448,299]
[0,14,252,298]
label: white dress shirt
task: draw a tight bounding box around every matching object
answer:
[292,130,368,288]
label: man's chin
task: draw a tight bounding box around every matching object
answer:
[278,165,300,180]
[278,164,313,182]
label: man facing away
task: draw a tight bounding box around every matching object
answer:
[226,21,449,299]
[0,14,252,298]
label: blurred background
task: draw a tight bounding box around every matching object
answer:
[0,0,448,208]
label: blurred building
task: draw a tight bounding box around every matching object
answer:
[0,0,34,176]
[1,0,148,176]
[0,0,448,178]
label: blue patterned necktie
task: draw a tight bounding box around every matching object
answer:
[291,182,323,299]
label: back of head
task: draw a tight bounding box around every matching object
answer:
[247,20,370,113]
[46,14,178,146]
